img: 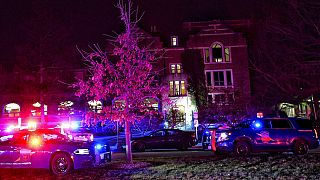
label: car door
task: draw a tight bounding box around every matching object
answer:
[0,133,29,167]
[11,133,33,168]
[166,130,179,148]
[0,137,15,166]
[147,130,166,149]
[253,118,274,151]
[270,119,296,149]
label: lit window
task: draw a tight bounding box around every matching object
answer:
[203,43,231,63]
[225,48,230,62]
[205,70,233,87]
[171,64,176,74]
[174,81,180,96]
[170,81,174,95]
[4,103,20,117]
[177,64,181,74]
[31,102,47,116]
[204,48,210,63]
[169,80,187,96]
[181,81,186,95]
[170,64,183,74]
[88,100,102,113]
[171,36,178,46]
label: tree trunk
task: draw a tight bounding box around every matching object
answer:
[125,120,132,163]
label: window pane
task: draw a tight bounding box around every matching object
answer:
[175,81,180,96]
[206,72,212,86]
[171,65,175,74]
[271,119,292,128]
[177,64,181,74]
[208,94,213,103]
[181,81,186,95]
[226,70,232,85]
[169,81,174,96]
[261,119,271,128]
[214,71,224,86]
[225,48,230,62]
[204,49,210,63]
[212,44,223,62]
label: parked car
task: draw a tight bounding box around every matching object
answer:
[215,117,319,156]
[0,128,111,175]
[131,129,196,152]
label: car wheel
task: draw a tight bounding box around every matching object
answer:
[51,153,73,176]
[293,140,309,155]
[136,142,146,152]
[234,141,251,156]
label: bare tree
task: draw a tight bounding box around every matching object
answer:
[250,0,320,112]
[73,0,167,163]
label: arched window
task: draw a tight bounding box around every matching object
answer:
[203,42,231,63]
[4,103,20,117]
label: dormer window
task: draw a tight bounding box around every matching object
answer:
[171,36,178,46]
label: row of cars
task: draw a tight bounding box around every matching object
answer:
[0,117,319,175]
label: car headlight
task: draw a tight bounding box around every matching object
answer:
[217,132,232,142]
[74,149,90,155]
[95,144,103,150]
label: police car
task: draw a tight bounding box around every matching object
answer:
[215,117,319,156]
[0,128,111,175]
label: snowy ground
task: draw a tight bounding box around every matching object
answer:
[1,152,320,179]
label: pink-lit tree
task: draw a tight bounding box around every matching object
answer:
[73,1,166,163]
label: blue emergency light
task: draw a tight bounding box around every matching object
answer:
[253,121,262,128]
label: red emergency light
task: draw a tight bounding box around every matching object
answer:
[257,112,263,118]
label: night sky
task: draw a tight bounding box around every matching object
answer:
[0,0,269,69]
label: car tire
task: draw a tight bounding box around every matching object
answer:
[293,140,309,155]
[136,142,146,152]
[234,141,251,156]
[51,153,73,176]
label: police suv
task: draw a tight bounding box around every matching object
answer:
[215,118,319,156]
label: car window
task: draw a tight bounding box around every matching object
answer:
[271,119,292,129]
[167,130,178,135]
[152,131,165,137]
[294,119,313,129]
[261,119,271,129]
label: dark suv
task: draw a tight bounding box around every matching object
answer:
[215,118,319,155]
